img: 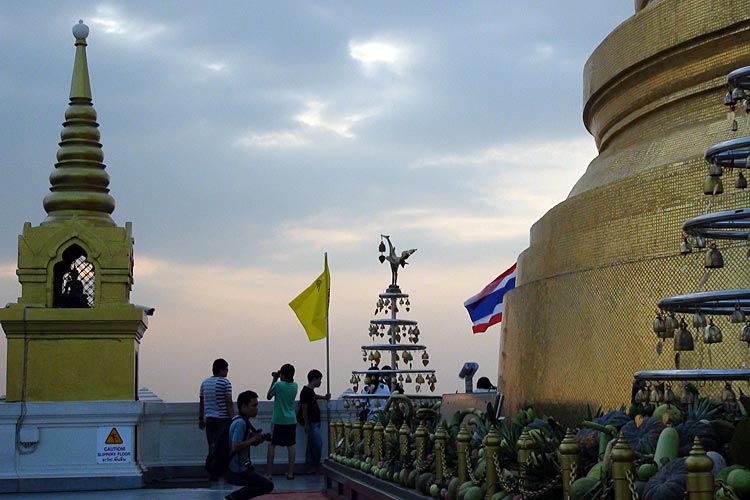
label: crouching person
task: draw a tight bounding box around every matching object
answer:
[224,390,274,500]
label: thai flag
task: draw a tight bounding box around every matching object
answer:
[464,263,517,334]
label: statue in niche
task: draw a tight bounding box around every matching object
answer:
[60,268,89,308]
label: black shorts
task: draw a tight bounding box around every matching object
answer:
[271,423,296,446]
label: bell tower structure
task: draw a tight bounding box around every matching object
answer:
[0,21,150,401]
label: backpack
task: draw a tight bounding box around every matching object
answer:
[205,416,250,476]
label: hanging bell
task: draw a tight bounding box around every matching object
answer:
[737,171,748,189]
[692,310,707,328]
[703,319,723,344]
[740,323,750,344]
[405,374,412,383]
[674,319,695,351]
[680,383,696,405]
[663,312,678,338]
[378,254,386,263]
[733,87,745,101]
[704,175,724,195]
[653,313,667,337]
[732,119,739,132]
[693,235,706,249]
[664,384,675,404]
[722,382,737,404]
[709,163,724,176]
[653,313,666,336]
[649,385,663,404]
[680,236,692,255]
[731,304,746,324]
[704,243,724,269]
[378,240,386,253]
[634,387,647,404]
[725,90,735,106]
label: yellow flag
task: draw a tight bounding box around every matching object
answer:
[289,255,330,342]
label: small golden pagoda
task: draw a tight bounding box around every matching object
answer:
[0,21,151,401]
[501,0,750,418]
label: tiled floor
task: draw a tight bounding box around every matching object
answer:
[1,475,325,499]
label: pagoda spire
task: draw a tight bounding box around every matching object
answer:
[42,20,115,226]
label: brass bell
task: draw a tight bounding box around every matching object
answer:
[703,319,723,344]
[693,235,706,249]
[725,91,735,106]
[635,387,647,404]
[704,175,724,195]
[731,304,746,324]
[732,86,745,101]
[722,382,737,404]
[674,319,695,351]
[737,171,748,189]
[680,237,692,254]
[653,313,666,336]
[693,310,707,328]
[709,163,724,177]
[740,323,750,344]
[378,241,386,253]
[664,384,675,404]
[649,385,663,404]
[663,312,678,337]
[680,383,696,405]
[704,243,724,269]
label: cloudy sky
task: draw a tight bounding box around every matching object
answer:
[0,1,634,401]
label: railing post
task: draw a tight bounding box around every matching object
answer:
[415,423,428,468]
[516,428,532,465]
[373,422,384,464]
[685,437,715,500]
[353,420,363,456]
[328,419,336,457]
[559,428,581,500]
[344,421,353,455]
[434,424,448,484]
[385,421,397,461]
[399,422,410,464]
[484,427,501,498]
[611,433,635,500]
[363,421,373,458]
[457,424,471,484]
[336,421,345,454]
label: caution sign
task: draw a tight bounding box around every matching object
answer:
[105,427,123,444]
[97,426,132,464]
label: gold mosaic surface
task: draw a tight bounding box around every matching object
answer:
[500,0,750,422]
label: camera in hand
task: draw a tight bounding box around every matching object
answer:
[271,371,279,377]
[255,429,272,442]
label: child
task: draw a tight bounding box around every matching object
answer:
[266,363,298,479]
[299,369,331,473]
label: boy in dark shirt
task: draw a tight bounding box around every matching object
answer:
[299,369,330,473]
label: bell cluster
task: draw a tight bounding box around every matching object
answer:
[374,296,410,315]
[652,308,750,350]
[724,77,750,133]
[634,380,740,414]
[701,159,747,196]
[368,322,420,343]
[348,371,438,394]
[361,347,430,367]
[679,234,726,270]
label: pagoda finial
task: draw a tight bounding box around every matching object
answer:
[42,20,115,226]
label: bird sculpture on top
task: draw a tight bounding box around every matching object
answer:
[379,235,417,290]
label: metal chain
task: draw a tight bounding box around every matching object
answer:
[519,470,562,499]
[599,480,614,500]
[465,449,479,484]
[626,469,639,500]
[716,480,741,500]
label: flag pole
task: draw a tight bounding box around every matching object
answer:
[324,252,332,458]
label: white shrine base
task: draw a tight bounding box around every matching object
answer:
[0,395,344,493]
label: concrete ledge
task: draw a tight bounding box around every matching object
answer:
[322,460,428,500]
[5,474,143,493]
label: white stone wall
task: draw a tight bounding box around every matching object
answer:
[0,398,348,492]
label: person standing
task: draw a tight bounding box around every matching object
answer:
[199,359,234,453]
[299,369,331,473]
[266,363,298,479]
[224,390,274,500]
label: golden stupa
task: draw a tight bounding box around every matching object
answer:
[500,0,750,418]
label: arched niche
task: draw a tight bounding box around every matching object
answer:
[52,244,95,308]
